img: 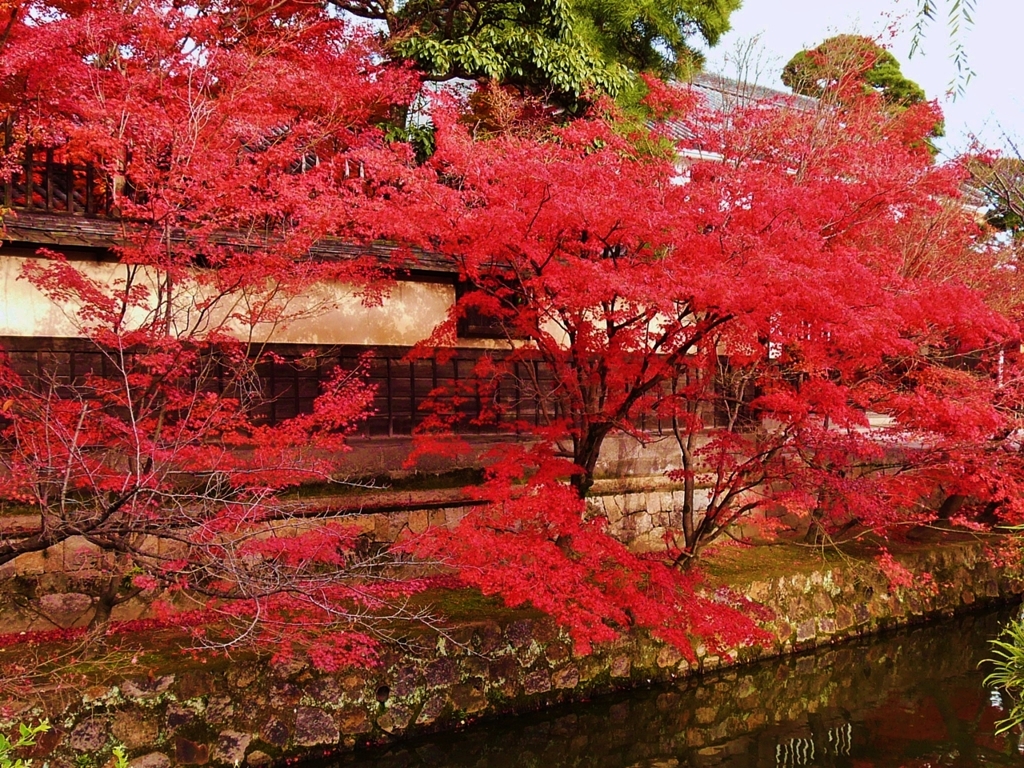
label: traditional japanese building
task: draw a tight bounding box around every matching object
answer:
[0,72,802,481]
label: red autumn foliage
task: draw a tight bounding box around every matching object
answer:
[407,442,773,657]
[0,0,435,669]
[1,0,1022,673]
[396,80,1019,649]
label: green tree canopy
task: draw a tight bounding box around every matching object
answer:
[969,155,1024,241]
[328,0,740,103]
[781,34,943,144]
[781,34,927,107]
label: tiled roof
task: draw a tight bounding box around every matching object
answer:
[690,72,817,111]
[662,72,818,142]
[1,211,461,275]
[1,71,817,272]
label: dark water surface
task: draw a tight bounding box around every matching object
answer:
[334,607,1024,768]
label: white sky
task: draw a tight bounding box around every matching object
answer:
[699,0,1024,158]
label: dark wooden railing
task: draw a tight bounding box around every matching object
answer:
[2,142,364,220]
[0,337,694,437]
[3,145,115,217]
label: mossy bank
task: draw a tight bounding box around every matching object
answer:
[3,539,1021,768]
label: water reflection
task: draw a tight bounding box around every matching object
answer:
[332,608,1022,767]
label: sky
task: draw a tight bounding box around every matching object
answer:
[699,0,1024,158]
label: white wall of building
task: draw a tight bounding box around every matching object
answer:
[0,255,459,347]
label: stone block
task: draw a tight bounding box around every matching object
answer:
[38,592,92,628]
[488,656,519,686]
[811,591,835,615]
[834,605,856,631]
[205,695,235,725]
[340,672,367,697]
[425,658,458,687]
[213,731,251,766]
[111,710,159,750]
[293,707,338,747]
[136,535,161,557]
[444,507,467,527]
[695,706,717,725]
[645,493,662,514]
[258,718,288,748]
[158,538,188,560]
[226,663,260,691]
[388,512,410,539]
[657,645,683,668]
[552,665,580,689]
[602,494,624,524]
[773,621,793,644]
[796,619,816,643]
[176,671,216,700]
[269,682,301,708]
[579,656,606,682]
[15,550,47,576]
[450,682,487,714]
[307,677,342,706]
[523,669,551,695]
[746,581,771,604]
[174,738,210,766]
[634,511,653,534]
[110,596,149,623]
[338,708,371,735]
[166,704,195,733]
[415,695,449,726]
[623,492,645,515]
[123,675,175,702]
[692,487,712,511]
[505,619,533,649]
[130,754,170,768]
[659,492,677,514]
[408,509,429,534]
[70,717,109,753]
[64,537,102,571]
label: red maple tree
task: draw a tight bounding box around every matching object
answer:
[0,0,437,669]
[1,0,1019,671]
[395,80,1015,652]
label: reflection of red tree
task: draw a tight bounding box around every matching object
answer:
[974,702,1011,753]
[952,684,984,723]
[863,694,949,745]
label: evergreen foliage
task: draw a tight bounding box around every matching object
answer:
[329,0,740,104]
[781,34,943,141]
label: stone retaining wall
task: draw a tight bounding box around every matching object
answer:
[586,487,708,552]
[0,487,687,632]
[1,485,678,583]
[342,607,1010,766]
[3,540,1019,768]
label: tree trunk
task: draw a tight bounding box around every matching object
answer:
[803,487,828,544]
[936,493,966,520]
[88,576,122,641]
[570,426,609,499]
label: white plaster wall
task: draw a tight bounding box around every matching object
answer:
[0,256,129,338]
[268,280,454,346]
[0,255,457,347]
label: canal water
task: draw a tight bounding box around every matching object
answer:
[333,606,1024,767]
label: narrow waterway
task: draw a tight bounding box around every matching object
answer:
[332,606,1023,767]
